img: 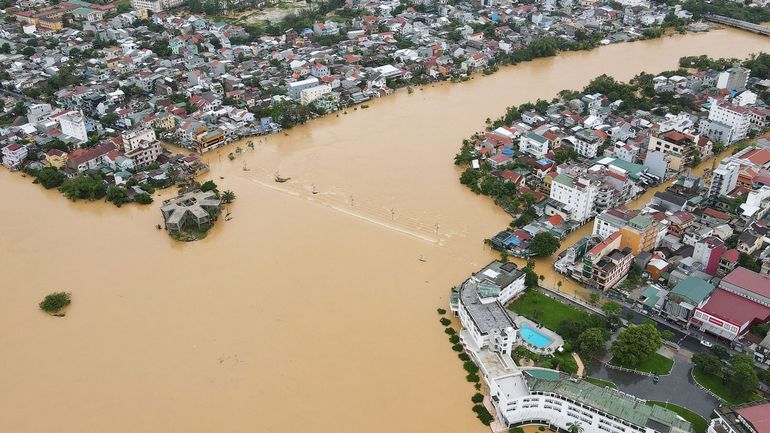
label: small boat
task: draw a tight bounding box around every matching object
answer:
[311,184,318,195]
[418,255,427,262]
[274,171,291,183]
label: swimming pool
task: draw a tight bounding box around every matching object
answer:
[519,325,553,349]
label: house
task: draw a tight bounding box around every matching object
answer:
[663,276,715,325]
[2,143,28,170]
[44,148,68,169]
[66,143,116,172]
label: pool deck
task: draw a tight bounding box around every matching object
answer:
[512,315,564,355]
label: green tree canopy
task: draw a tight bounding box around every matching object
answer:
[529,232,560,257]
[610,323,662,367]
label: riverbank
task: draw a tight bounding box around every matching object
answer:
[1,29,769,433]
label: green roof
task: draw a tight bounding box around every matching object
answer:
[477,280,501,298]
[527,132,548,143]
[524,370,693,432]
[628,214,655,230]
[554,173,574,187]
[640,285,663,308]
[71,7,95,16]
[67,0,94,6]
[670,276,715,304]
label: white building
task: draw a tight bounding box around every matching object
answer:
[701,101,751,144]
[451,261,525,354]
[130,0,183,12]
[122,126,162,166]
[708,161,739,198]
[56,111,89,145]
[299,84,332,105]
[549,173,598,223]
[287,77,320,100]
[27,103,52,124]
[2,143,28,170]
[519,132,550,158]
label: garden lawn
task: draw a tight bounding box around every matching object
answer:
[507,290,590,331]
[611,352,673,375]
[584,377,618,389]
[692,368,762,405]
[645,401,707,433]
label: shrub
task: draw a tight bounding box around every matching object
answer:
[445,327,456,335]
[449,335,460,344]
[472,404,494,425]
[452,344,464,352]
[539,427,546,431]
[134,193,153,204]
[437,308,447,314]
[471,393,484,403]
[466,372,480,382]
[458,352,470,361]
[463,361,479,374]
[509,428,525,433]
[440,317,451,326]
[39,292,71,314]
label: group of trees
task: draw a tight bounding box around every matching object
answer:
[693,352,759,398]
[610,322,662,367]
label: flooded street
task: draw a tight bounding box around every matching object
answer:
[1,29,768,433]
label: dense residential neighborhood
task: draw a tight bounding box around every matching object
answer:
[452,58,770,430]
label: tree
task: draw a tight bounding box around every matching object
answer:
[578,327,608,359]
[692,352,722,376]
[601,301,621,316]
[35,167,66,189]
[729,361,759,397]
[134,193,153,205]
[567,422,584,433]
[59,174,106,201]
[610,323,662,367]
[221,190,236,204]
[200,180,218,192]
[106,185,129,206]
[100,112,118,126]
[529,232,560,256]
[39,291,71,314]
[661,330,675,341]
[589,293,600,305]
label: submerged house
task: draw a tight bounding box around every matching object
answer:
[160,190,222,233]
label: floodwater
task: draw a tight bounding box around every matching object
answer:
[1,29,768,433]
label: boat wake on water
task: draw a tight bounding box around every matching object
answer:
[241,172,446,245]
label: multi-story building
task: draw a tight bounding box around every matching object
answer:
[122,126,161,166]
[450,261,525,354]
[130,0,183,12]
[648,131,697,171]
[592,207,637,239]
[692,236,726,276]
[55,110,88,145]
[194,128,224,154]
[700,101,752,145]
[663,276,715,325]
[299,84,332,105]
[1,143,28,170]
[519,132,551,158]
[589,247,633,291]
[287,77,320,100]
[709,161,740,199]
[549,171,598,223]
[619,214,658,255]
[491,368,693,433]
[582,231,621,280]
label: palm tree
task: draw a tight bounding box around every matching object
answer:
[222,190,236,204]
[567,421,584,433]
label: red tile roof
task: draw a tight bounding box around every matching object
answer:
[698,288,770,327]
[736,402,770,433]
[721,267,770,299]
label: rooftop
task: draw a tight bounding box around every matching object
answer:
[523,369,692,433]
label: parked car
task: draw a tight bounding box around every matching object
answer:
[700,339,713,348]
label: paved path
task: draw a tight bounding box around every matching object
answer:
[585,352,720,418]
[573,352,585,377]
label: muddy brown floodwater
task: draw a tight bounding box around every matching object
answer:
[1,29,768,433]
